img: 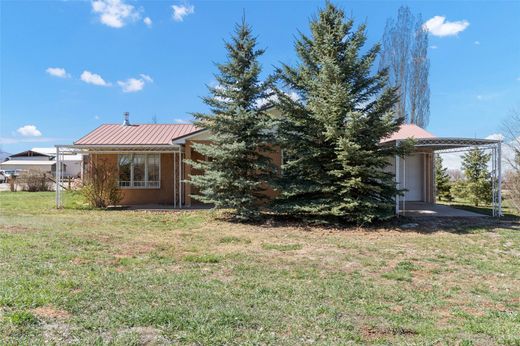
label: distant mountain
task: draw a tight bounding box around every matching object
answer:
[0,151,11,162]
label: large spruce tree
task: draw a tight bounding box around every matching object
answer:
[187,19,274,221]
[273,2,406,222]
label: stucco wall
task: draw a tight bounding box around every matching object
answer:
[91,153,175,205]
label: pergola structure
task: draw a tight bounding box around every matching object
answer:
[54,144,186,209]
[388,137,503,217]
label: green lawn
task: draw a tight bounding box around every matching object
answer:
[1,192,519,345]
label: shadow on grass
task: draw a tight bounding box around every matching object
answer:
[246,213,520,235]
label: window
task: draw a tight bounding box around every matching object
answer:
[118,154,160,188]
[281,149,297,175]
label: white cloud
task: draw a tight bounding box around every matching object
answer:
[91,0,140,28]
[429,45,438,49]
[81,70,111,86]
[517,76,520,81]
[46,67,70,78]
[118,78,144,93]
[139,74,153,83]
[17,125,42,137]
[172,4,194,22]
[474,40,480,45]
[143,16,152,27]
[117,74,153,93]
[94,115,100,120]
[423,16,469,37]
[173,118,187,124]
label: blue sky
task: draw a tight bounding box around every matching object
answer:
[1,0,519,156]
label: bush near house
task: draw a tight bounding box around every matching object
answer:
[17,170,52,192]
[81,158,122,208]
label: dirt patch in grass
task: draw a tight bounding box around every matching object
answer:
[0,224,35,234]
[41,322,74,344]
[113,242,159,258]
[31,306,71,320]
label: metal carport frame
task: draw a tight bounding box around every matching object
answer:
[391,137,503,217]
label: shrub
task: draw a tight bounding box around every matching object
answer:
[8,176,17,192]
[82,157,122,208]
[18,170,51,192]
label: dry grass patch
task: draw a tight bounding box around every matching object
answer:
[31,306,71,320]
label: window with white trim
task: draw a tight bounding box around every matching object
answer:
[118,154,160,188]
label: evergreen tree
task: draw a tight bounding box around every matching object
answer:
[461,147,492,206]
[273,2,407,222]
[187,19,274,221]
[435,154,452,201]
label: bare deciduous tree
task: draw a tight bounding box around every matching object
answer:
[502,107,520,213]
[380,6,430,128]
[502,106,520,171]
[408,16,430,127]
[82,157,122,208]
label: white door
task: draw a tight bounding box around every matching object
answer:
[402,154,423,201]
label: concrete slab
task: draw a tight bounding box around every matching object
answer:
[125,204,212,212]
[400,202,485,217]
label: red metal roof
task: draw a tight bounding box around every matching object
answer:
[382,124,436,143]
[75,123,433,146]
[74,124,202,145]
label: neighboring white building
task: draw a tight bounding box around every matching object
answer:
[0,147,83,178]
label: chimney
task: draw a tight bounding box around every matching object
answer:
[122,112,130,126]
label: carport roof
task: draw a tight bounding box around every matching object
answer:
[381,124,500,150]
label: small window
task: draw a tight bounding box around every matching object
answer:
[118,154,160,188]
[281,149,297,175]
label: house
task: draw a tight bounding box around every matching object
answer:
[57,112,503,216]
[0,147,83,178]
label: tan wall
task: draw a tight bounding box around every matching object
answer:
[91,153,175,205]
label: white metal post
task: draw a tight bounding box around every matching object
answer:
[403,157,406,216]
[179,150,182,208]
[429,152,437,204]
[492,146,496,217]
[498,142,502,217]
[56,147,61,208]
[173,152,177,208]
[395,153,400,216]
